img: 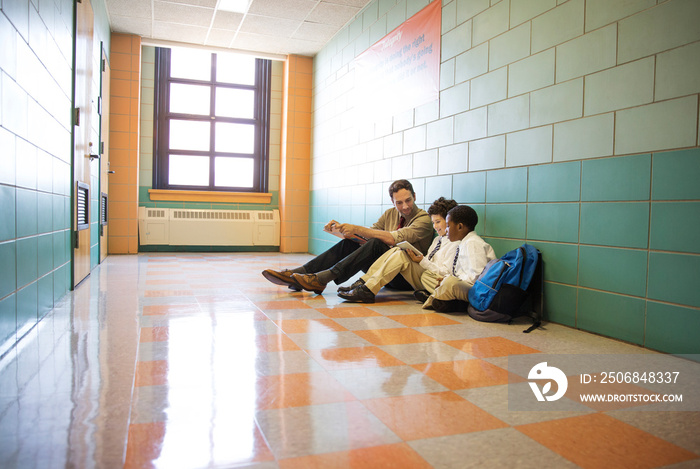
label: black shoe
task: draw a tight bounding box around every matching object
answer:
[414,290,430,303]
[432,299,467,313]
[337,278,365,294]
[338,284,375,303]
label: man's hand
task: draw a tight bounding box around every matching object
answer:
[337,223,358,237]
[324,219,340,232]
[405,249,423,263]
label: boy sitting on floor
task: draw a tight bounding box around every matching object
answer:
[422,205,496,313]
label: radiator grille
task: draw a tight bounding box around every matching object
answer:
[171,210,252,220]
[147,209,167,218]
[76,182,89,230]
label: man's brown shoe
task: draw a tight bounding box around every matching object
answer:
[262,269,301,289]
[292,273,326,294]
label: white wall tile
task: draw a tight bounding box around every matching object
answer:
[508,49,554,97]
[374,158,392,182]
[585,0,655,32]
[392,154,414,180]
[456,0,490,24]
[403,125,427,153]
[489,22,530,71]
[413,148,438,177]
[454,107,488,142]
[0,127,15,185]
[488,94,529,136]
[442,21,472,61]
[427,117,454,149]
[440,81,470,117]
[556,24,616,83]
[416,99,439,125]
[510,0,556,26]
[615,96,698,154]
[618,0,700,64]
[473,0,509,46]
[531,0,584,54]
[455,42,488,83]
[553,113,613,161]
[655,41,700,101]
[584,57,654,116]
[506,125,553,167]
[469,135,505,171]
[438,142,468,174]
[440,58,455,90]
[393,109,414,132]
[384,132,403,158]
[530,78,583,126]
[425,174,452,203]
[442,0,457,33]
[470,67,507,109]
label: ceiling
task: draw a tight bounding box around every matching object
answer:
[105,0,373,58]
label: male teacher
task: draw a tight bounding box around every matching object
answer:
[262,179,434,295]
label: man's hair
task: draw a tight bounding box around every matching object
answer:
[388,179,415,201]
[447,205,478,231]
[428,197,458,219]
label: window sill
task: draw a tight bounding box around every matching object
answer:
[148,189,272,204]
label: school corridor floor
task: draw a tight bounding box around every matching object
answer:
[0,253,698,468]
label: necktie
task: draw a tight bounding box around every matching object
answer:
[428,238,442,261]
[452,247,460,275]
[398,217,405,229]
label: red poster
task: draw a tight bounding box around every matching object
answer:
[354,0,441,117]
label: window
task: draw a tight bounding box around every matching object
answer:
[153,47,271,192]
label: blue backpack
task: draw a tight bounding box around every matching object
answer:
[467,244,542,332]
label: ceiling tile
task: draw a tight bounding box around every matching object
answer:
[205,29,236,48]
[238,14,301,37]
[307,2,360,27]
[110,16,153,37]
[154,2,214,27]
[247,0,319,20]
[293,21,338,42]
[211,11,244,30]
[108,0,151,19]
[153,21,209,43]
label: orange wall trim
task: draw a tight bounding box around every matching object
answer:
[280,55,313,253]
[148,189,273,204]
[108,34,141,254]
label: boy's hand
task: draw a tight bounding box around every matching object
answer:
[405,249,423,263]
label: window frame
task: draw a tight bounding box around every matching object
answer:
[152,47,271,193]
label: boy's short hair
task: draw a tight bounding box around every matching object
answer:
[447,205,478,231]
[388,179,415,201]
[428,197,458,219]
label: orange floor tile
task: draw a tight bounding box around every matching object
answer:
[1,253,698,468]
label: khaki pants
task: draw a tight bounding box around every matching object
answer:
[422,275,471,309]
[360,247,426,294]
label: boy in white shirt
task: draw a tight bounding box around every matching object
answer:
[337,198,458,303]
[422,205,496,312]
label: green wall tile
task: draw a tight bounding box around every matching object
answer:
[580,202,649,248]
[425,175,452,206]
[471,204,486,236]
[651,148,700,200]
[16,237,38,289]
[528,161,581,202]
[53,231,69,268]
[646,301,700,354]
[528,241,578,285]
[37,192,53,234]
[453,171,486,203]
[16,282,37,333]
[578,246,647,296]
[648,252,700,308]
[484,204,527,238]
[543,282,577,326]
[37,234,53,277]
[577,289,645,345]
[16,188,38,238]
[54,264,70,302]
[581,154,651,201]
[38,274,53,318]
[486,167,528,203]
[0,185,16,241]
[53,194,67,231]
[527,203,579,243]
[0,241,16,298]
[650,202,700,254]
[484,237,523,258]
[0,294,16,344]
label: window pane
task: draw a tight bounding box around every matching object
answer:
[170,83,211,115]
[170,120,210,151]
[216,54,255,85]
[169,155,209,186]
[215,157,254,188]
[170,48,211,81]
[215,122,254,154]
[215,88,254,119]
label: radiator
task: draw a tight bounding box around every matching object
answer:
[138,207,280,246]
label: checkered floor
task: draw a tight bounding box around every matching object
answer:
[1,253,698,468]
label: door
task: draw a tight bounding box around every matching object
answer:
[99,47,110,263]
[73,0,95,287]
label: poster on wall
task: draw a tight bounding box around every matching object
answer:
[354,0,441,119]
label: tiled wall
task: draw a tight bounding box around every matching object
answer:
[109,34,141,254]
[309,0,700,354]
[0,0,110,352]
[280,56,313,253]
[137,47,285,248]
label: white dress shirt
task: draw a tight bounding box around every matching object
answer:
[451,231,496,286]
[419,235,459,277]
